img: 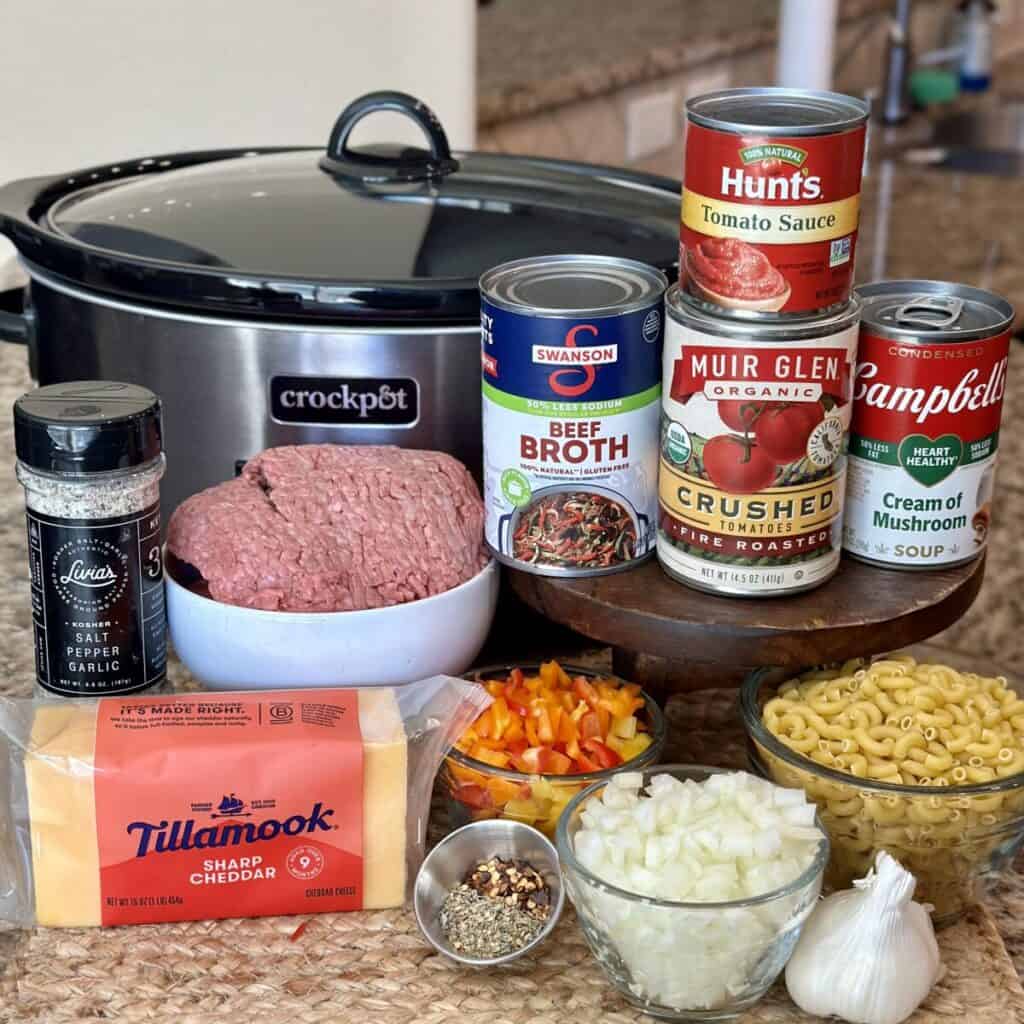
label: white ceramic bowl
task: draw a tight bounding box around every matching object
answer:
[166,558,500,689]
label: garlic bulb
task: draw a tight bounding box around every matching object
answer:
[785,851,942,1024]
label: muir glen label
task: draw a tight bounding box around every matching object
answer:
[843,329,1011,568]
[657,292,860,597]
[680,120,867,316]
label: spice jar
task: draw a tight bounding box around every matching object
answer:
[14,381,167,697]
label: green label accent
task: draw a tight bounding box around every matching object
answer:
[850,430,998,468]
[739,143,807,167]
[897,434,963,486]
[482,381,659,418]
[501,469,532,507]
[664,421,692,466]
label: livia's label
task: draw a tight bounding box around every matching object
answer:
[843,329,1010,567]
[27,503,166,695]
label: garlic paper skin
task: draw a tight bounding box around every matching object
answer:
[785,851,942,1024]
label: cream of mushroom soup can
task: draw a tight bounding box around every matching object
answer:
[480,255,667,577]
[843,280,1014,569]
[658,285,861,596]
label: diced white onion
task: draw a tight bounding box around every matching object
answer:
[568,770,822,1013]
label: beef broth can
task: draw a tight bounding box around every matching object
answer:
[681,87,869,319]
[844,280,1014,569]
[658,285,861,596]
[480,255,667,577]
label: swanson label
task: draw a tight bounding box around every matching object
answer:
[481,302,662,576]
[843,329,1011,568]
[657,314,859,595]
[26,504,166,695]
[269,375,419,427]
[681,120,867,315]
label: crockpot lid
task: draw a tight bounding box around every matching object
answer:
[31,91,681,322]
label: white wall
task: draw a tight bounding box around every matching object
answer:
[0,0,477,286]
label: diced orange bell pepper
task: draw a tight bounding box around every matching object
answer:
[525,717,540,747]
[454,661,651,782]
[539,660,561,689]
[503,716,524,743]
[535,706,555,745]
[573,677,600,709]
[491,697,511,739]
[471,745,511,769]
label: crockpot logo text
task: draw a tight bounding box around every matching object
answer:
[270,375,419,428]
[278,384,409,418]
[533,324,617,398]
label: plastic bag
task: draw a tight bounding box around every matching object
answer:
[0,677,489,928]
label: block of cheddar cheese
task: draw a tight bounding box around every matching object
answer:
[24,689,408,927]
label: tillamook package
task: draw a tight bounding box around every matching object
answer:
[0,678,488,927]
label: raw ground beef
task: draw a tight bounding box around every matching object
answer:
[167,445,488,612]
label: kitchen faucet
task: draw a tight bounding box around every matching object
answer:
[881,0,914,123]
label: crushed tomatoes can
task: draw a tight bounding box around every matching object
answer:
[681,87,869,319]
[480,255,667,577]
[658,285,861,596]
[843,280,1014,570]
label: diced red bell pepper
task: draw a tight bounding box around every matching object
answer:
[580,738,622,769]
[506,737,529,756]
[580,711,603,740]
[454,784,493,810]
[516,746,572,775]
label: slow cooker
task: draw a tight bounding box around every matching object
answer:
[0,90,681,513]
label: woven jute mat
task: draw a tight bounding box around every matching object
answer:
[3,680,1023,1024]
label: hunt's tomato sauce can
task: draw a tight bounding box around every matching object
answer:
[658,286,861,596]
[480,255,667,577]
[844,281,1014,570]
[681,87,869,319]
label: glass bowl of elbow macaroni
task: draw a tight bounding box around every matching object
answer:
[740,651,1024,924]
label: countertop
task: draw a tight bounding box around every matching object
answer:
[0,140,1024,989]
[478,0,920,126]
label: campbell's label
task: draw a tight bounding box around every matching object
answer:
[95,691,363,925]
[680,120,867,316]
[843,329,1011,568]
[481,300,663,576]
[657,302,859,595]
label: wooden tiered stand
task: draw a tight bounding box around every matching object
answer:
[508,554,986,706]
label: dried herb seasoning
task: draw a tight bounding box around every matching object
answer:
[439,855,553,959]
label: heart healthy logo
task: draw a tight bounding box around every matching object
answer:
[898,434,963,486]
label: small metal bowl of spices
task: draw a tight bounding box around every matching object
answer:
[414,819,564,966]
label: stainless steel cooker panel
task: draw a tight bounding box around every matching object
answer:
[27,268,480,515]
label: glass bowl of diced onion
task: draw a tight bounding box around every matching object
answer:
[741,653,1024,924]
[440,663,666,838]
[556,766,829,1021]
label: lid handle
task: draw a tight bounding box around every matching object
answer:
[893,294,964,330]
[321,90,459,183]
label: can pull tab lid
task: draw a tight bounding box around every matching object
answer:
[893,294,964,330]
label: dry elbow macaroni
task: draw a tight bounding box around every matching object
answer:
[758,654,1024,919]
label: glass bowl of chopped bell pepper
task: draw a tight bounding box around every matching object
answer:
[440,661,666,839]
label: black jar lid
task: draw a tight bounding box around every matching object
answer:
[0,91,680,324]
[14,381,163,475]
